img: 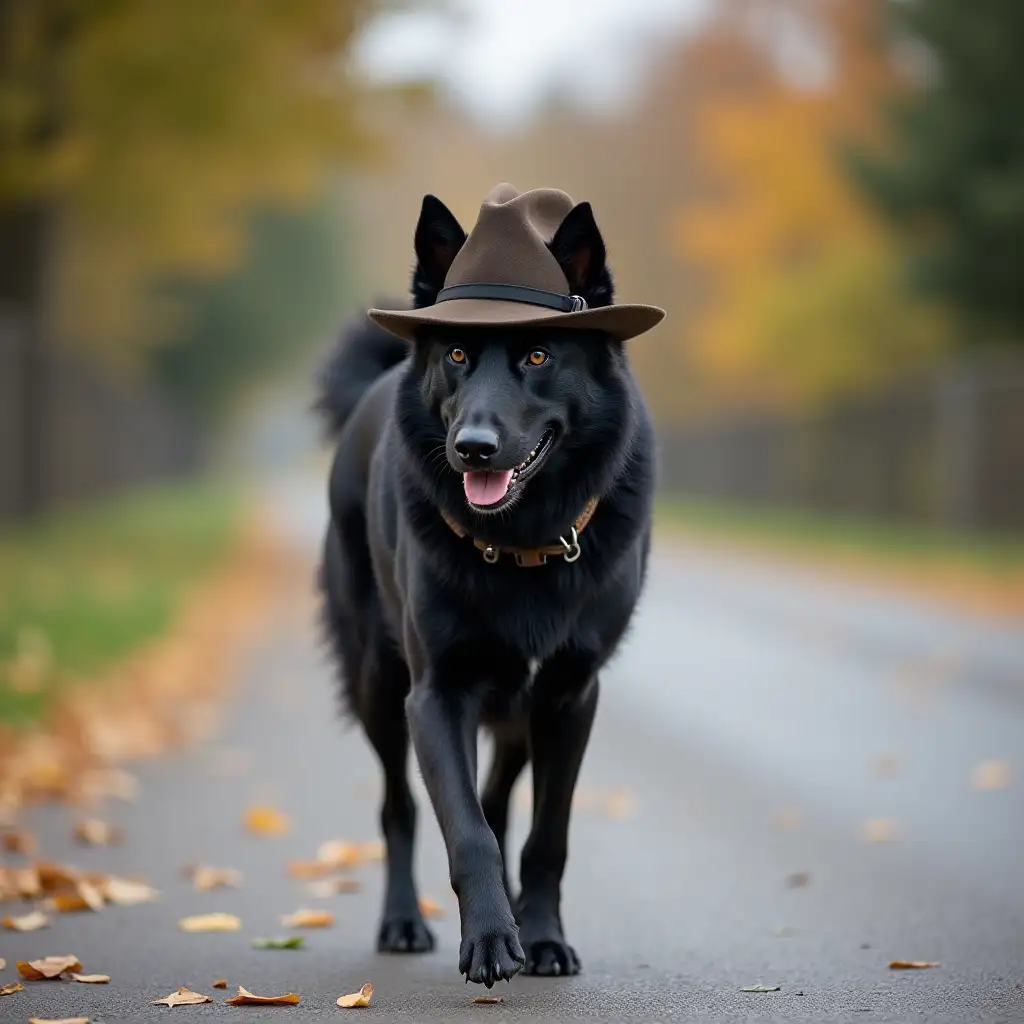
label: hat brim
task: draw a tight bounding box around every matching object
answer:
[367,298,665,343]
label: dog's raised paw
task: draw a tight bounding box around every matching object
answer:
[523,937,581,977]
[377,915,435,953]
[459,925,526,987]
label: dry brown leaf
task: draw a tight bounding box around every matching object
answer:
[971,759,1011,791]
[102,877,159,906]
[336,983,373,1008]
[3,909,50,931]
[152,986,213,1007]
[286,859,337,880]
[179,912,241,933]
[243,805,290,837]
[315,839,360,867]
[35,863,79,892]
[473,995,504,1004]
[74,819,122,846]
[71,973,110,984]
[306,876,361,898]
[281,907,334,928]
[225,985,301,1006]
[4,865,43,898]
[212,978,228,989]
[29,1018,90,1024]
[889,960,939,970]
[17,955,84,980]
[49,881,104,913]
[187,865,243,892]
[0,981,24,996]
[861,818,900,843]
[1,829,36,855]
[418,896,444,919]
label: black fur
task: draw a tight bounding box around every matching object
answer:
[317,195,655,986]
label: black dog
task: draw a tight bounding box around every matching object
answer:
[317,192,656,986]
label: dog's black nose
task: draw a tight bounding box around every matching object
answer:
[453,426,499,466]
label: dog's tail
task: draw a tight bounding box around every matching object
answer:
[315,306,409,438]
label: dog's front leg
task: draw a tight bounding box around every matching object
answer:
[406,682,526,986]
[516,674,598,976]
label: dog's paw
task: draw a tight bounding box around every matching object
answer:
[522,934,581,976]
[377,914,435,953]
[458,919,525,987]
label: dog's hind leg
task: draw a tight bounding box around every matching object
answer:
[515,670,598,977]
[361,639,435,954]
[481,726,528,896]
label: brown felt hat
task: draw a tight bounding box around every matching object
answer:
[368,183,665,343]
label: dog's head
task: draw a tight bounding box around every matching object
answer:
[397,195,637,524]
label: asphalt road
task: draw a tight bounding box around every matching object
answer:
[5,476,1024,1023]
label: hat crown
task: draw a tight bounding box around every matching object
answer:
[443,185,575,296]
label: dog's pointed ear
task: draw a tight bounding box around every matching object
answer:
[412,195,467,308]
[549,201,614,308]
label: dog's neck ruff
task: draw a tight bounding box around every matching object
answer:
[440,498,599,568]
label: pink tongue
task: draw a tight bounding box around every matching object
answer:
[464,470,514,506]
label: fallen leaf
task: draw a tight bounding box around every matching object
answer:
[785,871,811,889]
[102,877,159,906]
[306,876,361,898]
[0,981,22,996]
[225,985,301,1006]
[212,979,228,989]
[17,955,84,980]
[152,986,213,1007]
[356,841,384,862]
[0,958,4,969]
[336,983,373,1008]
[1,829,36,855]
[187,864,243,892]
[71,973,110,984]
[243,805,290,837]
[418,896,444,919]
[3,909,50,931]
[29,1018,89,1024]
[252,936,305,950]
[473,995,504,1004]
[861,818,900,843]
[602,787,636,820]
[741,984,781,992]
[74,819,122,846]
[48,881,104,913]
[178,912,241,933]
[35,863,78,893]
[315,839,360,867]
[287,859,337,880]
[80,767,139,802]
[2,865,42,898]
[281,908,333,928]
[971,760,1011,791]
[889,960,939,970]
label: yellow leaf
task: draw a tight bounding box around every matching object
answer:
[306,876,361,898]
[102,877,159,906]
[418,896,444,919]
[281,907,334,928]
[3,909,50,931]
[336,982,373,1008]
[315,839,360,867]
[287,859,337,880]
[151,986,213,1007]
[187,865,243,892]
[178,912,241,933]
[29,1018,90,1024]
[17,955,84,980]
[0,981,23,996]
[244,805,290,837]
[71,973,110,984]
[49,881,104,913]
[225,985,301,1006]
[889,960,939,970]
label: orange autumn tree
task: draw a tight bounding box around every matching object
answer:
[672,0,948,412]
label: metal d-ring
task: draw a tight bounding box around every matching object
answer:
[482,545,500,564]
[559,526,581,563]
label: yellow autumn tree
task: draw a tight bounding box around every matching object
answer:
[672,0,948,412]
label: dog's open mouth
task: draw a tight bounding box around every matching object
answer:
[463,429,555,510]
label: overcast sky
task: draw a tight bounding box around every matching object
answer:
[354,0,710,127]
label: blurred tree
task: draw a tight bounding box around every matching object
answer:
[153,194,350,420]
[851,0,1024,343]
[672,0,948,411]
[0,0,375,360]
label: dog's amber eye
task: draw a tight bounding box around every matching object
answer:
[527,350,549,366]
[448,347,467,365]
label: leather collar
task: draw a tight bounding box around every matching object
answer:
[440,498,599,568]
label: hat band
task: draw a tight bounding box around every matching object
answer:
[435,283,588,313]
